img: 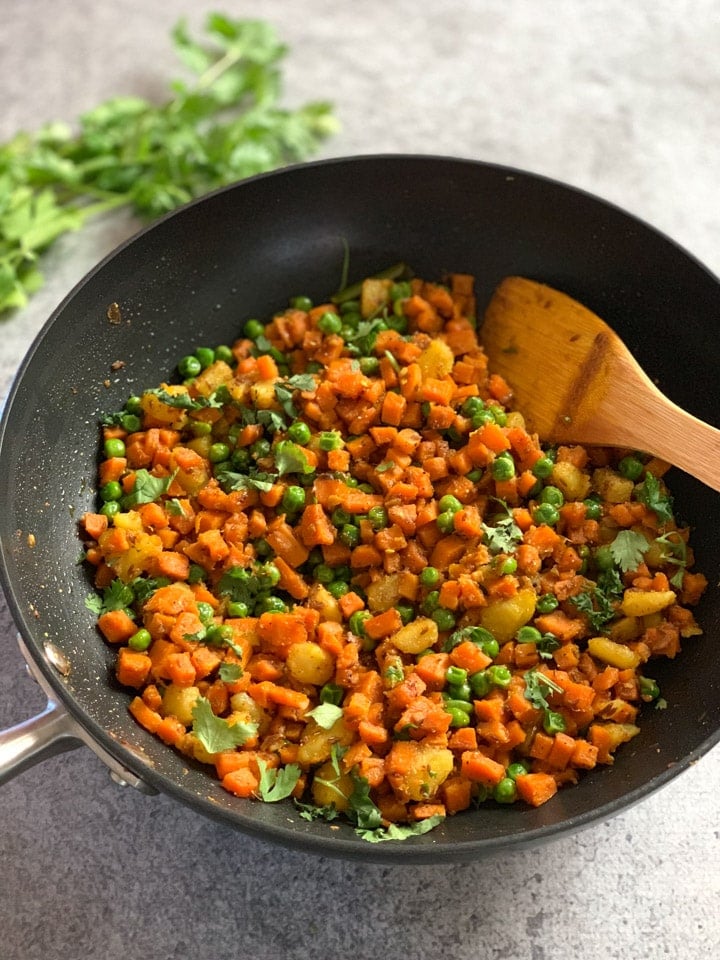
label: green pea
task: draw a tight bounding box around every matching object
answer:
[227,601,249,618]
[251,438,271,459]
[422,590,440,614]
[320,682,345,705]
[261,562,282,587]
[432,607,456,632]
[532,502,560,526]
[487,665,512,688]
[420,566,441,587]
[438,494,462,514]
[532,456,554,479]
[499,556,518,575]
[471,408,495,429]
[536,593,559,614]
[317,311,343,335]
[583,498,603,520]
[397,604,415,625]
[255,596,288,614]
[446,705,472,728]
[506,762,529,780]
[359,356,380,375]
[103,438,126,458]
[231,448,251,471]
[253,538,272,559]
[448,681,472,702]
[327,580,350,599]
[466,469,483,483]
[446,666,468,687]
[469,670,491,698]
[100,480,122,502]
[100,500,120,517]
[493,777,518,804]
[618,455,644,481]
[214,344,233,364]
[333,565,352,583]
[367,506,388,530]
[125,395,143,415]
[287,421,311,445]
[178,355,202,379]
[244,319,265,340]
[516,625,543,644]
[128,628,152,652]
[314,563,335,585]
[385,314,408,333]
[282,485,306,514]
[349,610,371,637]
[209,442,231,464]
[206,624,234,646]
[462,396,484,418]
[191,421,212,437]
[121,413,141,433]
[539,485,564,507]
[290,295,313,311]
[436,510,456,534]
[195,346,215,369]
[339,299,361,315]
[319,431,343,451]
[491,452,516,481]
[543,710,567,735]
[339,524,360,549]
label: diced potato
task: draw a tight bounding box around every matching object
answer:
[417,339,454,381]
[111,512,143,533]
[607,615,642,643]
[551,460,591,501]
[297,716,354,768]
[186,435,212,459]
[311,760,354,811]
[249,379,278,409]
[360,278,393,318]
[504,411,526,430]
[391,617,439,654]
[366,573,402,613]
[286,641,335,686]
[385,741,454,802]
[193,360,234,397]
[480,587,536,644]
[587,637,640,670]
[140,385,190,430]
[229,691,269,730]
[107,532,164,581]
[162,683,201,726]
[620,588,677,617]
[307,583,342,623]
[603,722,641,751]
[592,467,634,504]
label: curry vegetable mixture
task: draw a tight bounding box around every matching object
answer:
[81,271,707,841]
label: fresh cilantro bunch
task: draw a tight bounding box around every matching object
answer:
[0,13,337,314]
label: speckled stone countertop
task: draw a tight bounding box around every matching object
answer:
[1,3,719,958]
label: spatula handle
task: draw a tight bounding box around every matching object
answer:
[634,399,720,493]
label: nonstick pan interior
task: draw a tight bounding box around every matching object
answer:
[1,155,719,862]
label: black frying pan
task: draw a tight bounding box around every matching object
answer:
[1,155,719,863]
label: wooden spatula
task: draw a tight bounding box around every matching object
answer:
[480,276,720,492]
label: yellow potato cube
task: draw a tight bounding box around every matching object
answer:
[587,637,640,670]
[286,641,335,686]
[620,588,677,617]
[391,617,439,654]
[480,587,537,644]
[311,761,354,811]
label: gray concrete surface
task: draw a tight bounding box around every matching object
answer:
[1,2,718,958]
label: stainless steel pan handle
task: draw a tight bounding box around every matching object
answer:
[0,698,81,785]
[0,633,157,794]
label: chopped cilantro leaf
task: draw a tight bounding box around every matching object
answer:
[481,515,523,555]
[294,800,340,822]
[166,498,185,516]
[609,530,650,573]
[305,702,343,729]
[287,373,317,392]
[191,696,256,754]
[121,469,175,507]
[274,439,314,476]
[356,815,444,843]
[214,464,275,494]
[218,662,243,683]
[375,460,396,473]
[346,772,383,831]
[85,578,135,617]
[257,760,302,802]
[523,668,563,712]
[636,471,674,525]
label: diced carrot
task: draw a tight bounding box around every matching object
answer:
[414,652,451,690]
[338,590,365,619]
[98,609,138,645]
[449,640,492,675]
[129,696,162,734]
[116,648,152,689]
[166,651,196,688]
[153,550,191,581]
[448,726,478,751]
[514,772,558,807]
[222,766,260,798]
[442,776,473,814]
[81,512,109,541]
[460,751,505,787]
[364,608,403,641]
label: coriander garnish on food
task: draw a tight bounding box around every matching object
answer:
[0,13,337,315]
